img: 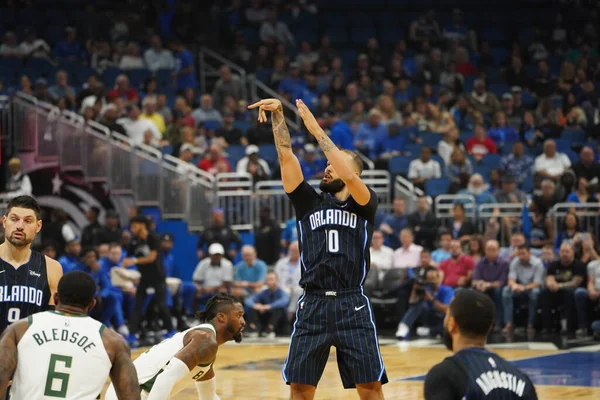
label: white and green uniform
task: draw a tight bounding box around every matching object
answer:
[11,311,111,400]
[106,323,216,399]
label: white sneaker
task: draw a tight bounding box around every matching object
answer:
[264,332,276,340]
[395,323,409,339]
[416,327,430,337]
[245,331,259,339]
[117,325,130,337]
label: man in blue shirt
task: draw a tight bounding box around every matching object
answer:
[52,27,85,61]
[431,231,452,266]
[355,109,388,159]
[58,239,83,273]
[379,197,409,249]
[396,266,454,339]
[170,38,197,91]
[277,62,306,100]
[234,245,267,296]
[244,272,290,339]
[299,144,326,180]
[281,217,298,251]
[375,122,407,162]
[328,114,355,151]
[499,141,534,185]
[98,242,136,322]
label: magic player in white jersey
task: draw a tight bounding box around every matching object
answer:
[105,293,245,400]
[0,271,140,400]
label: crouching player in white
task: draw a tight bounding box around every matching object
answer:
[105,293,245,399]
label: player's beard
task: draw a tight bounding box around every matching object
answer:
[7,230,33,248]
[319,178,346,194]
[228,324,243,343]
[442,325,453,351]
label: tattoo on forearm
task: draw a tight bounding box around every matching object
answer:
[113,350,142,400]
[271,110,291,158]
[0,329,17,394]
[316,133,335,152]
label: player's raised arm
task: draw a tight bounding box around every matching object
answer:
[296,99,371,206]
[248,99,304,193]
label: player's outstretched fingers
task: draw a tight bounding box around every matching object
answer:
[259,108,267,123]
[248,100,263,109]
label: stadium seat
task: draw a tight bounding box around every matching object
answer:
[520,175,534,193]
[489,83,511,98]
[420,132,442,150]
[255,68,272,84]
[225,145,246,167]
[203,121,222,131]
[480,153,501,167]
[405,143,423,157]
[128,69,152,90]
[388,155,412,177]
[233,120,251,134]
[473,165,492,181]
[259,144,278,164]
[323,26,348,47]
[561,129,586,145]
[459,131,473,143]
[554,139,571,152]
[563,149,579,164]
[101,67,123,87]
[155,69,174,90]
[425,178,450,198]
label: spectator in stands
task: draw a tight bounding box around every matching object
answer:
[373,123,406,168]
[98,210,123,245]
[214,110,246,146]
[354,109,386,159]
[567,176,597,204]
[118,42,144,70]
[532,60,555,99]
[449,203,477,242]
[19,75,33,96]
[117,104,161,145]
[445,148,472,193]
[466,123,497,161]
[259,8,295,46]
[380,197,408,250]
[299,144,325,179]
[574,237,600,335]
[275,242,302,320]
[140,96,166,134]
[443,9,470,45]
[197,208,241,260]
[326,113,354,151]
[254,206,281,266]
[0,31,22,58]
[395,266,453,340]
[529,198,554,251]
[1,158,32,198]
[156,94,172,123]
[469,79,500,117]
[296,41,319,66]
[494,175,527,204]
[558,92,587,130]
[573,146,600,183]
[520,110,544,147]
[277,62,306,100]
[554,212,581,252]
[236,144,270,180]
[467,235,485,265]
[19,28,50,59]
[41,243,57,259]
[541,242,586,333]
[458,174,497,206]
[80,206,102,249]
[108,75,138,105]
[500,232,527,261]
[409,10,441,47]
[170,38,197,91]
[193,242,234,302]
[426,103,455,134]
[437,127,462,165]
[234,245,267,295]
[505,56,529,89]
[48,70,75,106]
[369,230,394,282]
[533,180,560,214]
[408,196,438,249]
[472,240,508,329]
[500,93,523,131]
[499,141,534,185]
[99,104,126,137]
[392,228,423,270]
[244,272,289,339]
[454,47,477,77]
[53,27,84,61]
[541,244,555,268]
[144,34,175,72]
[502,245,544,333]
[213,66,244,111]
[192,94,223,126]
[431,231,452,266]
[449,95,475,131]
[245,0,268,24]
[58,239,83,273]
[34,78,53,103]
[439,239,475,288]
[534,139,572,184]
[408,147,441,191]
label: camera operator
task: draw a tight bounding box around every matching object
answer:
[396,253,454,340]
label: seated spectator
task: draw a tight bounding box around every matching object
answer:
[143,34,175,72]
[501,93,523,130]
[245,0,268,24]
[467,235,486,265]
[354,109,387,158]
[439,239,475,288]
[259,8,295,46]
[197,207,241,260]
[215,109,247,146]
[275,242,302,320]
[409,10,441,46]
[58,239,83,273]
[254,207,281,266]
[392,228,424,272]
[99,104,127,136]
[500,233,527,261]
[450,203,477,242]
[494,175,527,204]
[528,199,554,251]
[469,79,500,117]
[156,94,172,123]
[499,141,534,185]
[455,46,477,77]
[140,96,166,134]
[458,174,497,206]
[170,38,197,91]
[567,176,598,204]
[521,110,545,148]
[296,40,319,66]
[244,272,289,338]
[488,111,519,144]
[408,147,442,191]
[299,144,326,179]
[52,27,85,61]
[377,95,402,126]
[431,231,452,266]
[541,244,555,268]
[97,210,123,245]
[198,142,232,175]
[472,240,509,330]
[213,66,245,111]
[557,92,587,129]
[341,99,367,132]
[541,242,586,333]
[192,94,223,126]
[574,237,600,335]
[446,148,472,193]
[426,104,455,134]
[395,266,453,339]
[193,243,234,303]
[236,144,271,181]
[505,56,529,89]
[408,195,438,249]
[49,70,75,106]
[438,127,465,166]
[449,95,475,132]
[19,29,50,59]
[108,75,139,105]
[533,179,560,213]
[370,230,394,282]
[380,197,408,249]
[325,113,354,151]
[573,147,600,186]
[119,42,144,70]
[0,31,22,58]
[1,158,32,198]
[534,139,572,184]
[502,245,544,333]
[554,212,581,252]
[117,104,161,146]
[466,124,497,161]
[374,123,406,167]
[233,245,268,295]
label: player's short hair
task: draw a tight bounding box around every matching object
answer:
[341,149,364,174]
[58,271,97,309]
[6,195,42,220]
[449,290,495,338]
[196,293,242,323]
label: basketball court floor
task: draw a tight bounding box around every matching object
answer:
[103,335,600,399]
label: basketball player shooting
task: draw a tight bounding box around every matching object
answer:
[248,98,387,399]
[0,196,63,334]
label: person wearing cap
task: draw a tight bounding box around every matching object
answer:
[469,78,500,117]
[99,103,127,136]
[34,77,53,102]
[235,144,271,180]
[396,260,454,339]
[1,157,32,198]
[193,243,234,304]
[215,109,248,146]
[140,95,166,134]
[299,144,326,179]
[197,208,241,260]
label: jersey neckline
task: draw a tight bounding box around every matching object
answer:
[48,310,89,318]
[0,249,34,270]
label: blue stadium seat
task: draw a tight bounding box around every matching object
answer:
[459,131,473,143]
[348,13,374,30]
[480,153,501,167]
[259,144,278,164]
[101,67,123,87]
[554,139,571,152]
[388,155,412,177]
[155,69,174,90]
[489,48,508,66]
[351,28,376,46]
[323,26,348,47]
[520,175,534,193]
[432,154,445,170]
[420,132,441,150]
[203,120,222,131]
[482,27,505,44]
[128,69,152,90]
[561,129,586,145]
[161,145,173,156]
[405,143,423,157]
[489,83,511,98]
[295,29,319,45]
[255,68,272,84]
[340,49,358,67]
[233,120,251,134]
[564,149,579,164]
[239,27,260,47]
[473,165,492,181]
[225,145,246,167]
[425,178,450,198]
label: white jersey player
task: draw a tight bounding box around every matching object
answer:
[0,271,139,400]
[105,293,245,400]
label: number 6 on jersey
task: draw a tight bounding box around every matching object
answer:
[325,229,339,253]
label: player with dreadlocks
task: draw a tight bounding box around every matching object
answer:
[105,293,245,400]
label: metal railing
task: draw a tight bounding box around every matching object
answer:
[198,46,247,101]
[215,172,254,231]
[551,202,600,242]
[394,175,425,213]
[248,75,301,132]
[478,203,526,247]
[434,194,477,228]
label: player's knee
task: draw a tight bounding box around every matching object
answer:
[356,381,383,397]
[290,383,316,400]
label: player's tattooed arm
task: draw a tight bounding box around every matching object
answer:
[0,325,18,398]
[105,330,141,400]
[177,329,218,370]
[271,108,292,157]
